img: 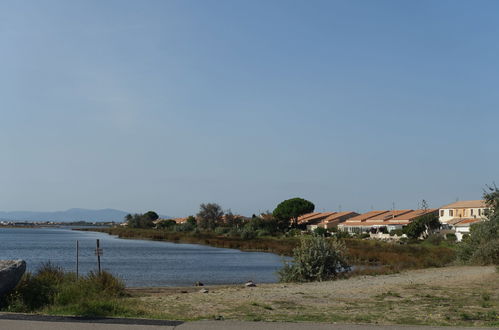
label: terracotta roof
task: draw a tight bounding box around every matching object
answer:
[440,200,486,209]
[390,208,438,221]
[338,209,437,228]
[173,217,187,224]
[339,220,409,227]
[297,212,321,222]
[299,212,336,224]
[323,211,358,222]
[368,210,413,221]
[447,217,467,225]
[343,210,389,222]
[453,218,483,227]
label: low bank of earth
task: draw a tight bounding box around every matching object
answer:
[127,266,498,327]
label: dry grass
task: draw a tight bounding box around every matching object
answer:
[127,266,499,327]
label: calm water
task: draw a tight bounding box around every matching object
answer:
[0,227,284,287]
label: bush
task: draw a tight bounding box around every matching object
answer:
[3,264,127,315]
[4,262,66,310]
[214,227,230,235]
[256,229,271,237]
[390,229,404,237]
[240,229,257,240]
[334,230,351,239]
[445,233,457,242]
[426,233,443,245]
[285,229,302,237]
[457,185,499,265]
[278,236,350,282]
[313,227,328,237]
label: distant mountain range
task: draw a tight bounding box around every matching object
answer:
[0,208,168,222]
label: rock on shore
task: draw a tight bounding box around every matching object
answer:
[0,260,26,297]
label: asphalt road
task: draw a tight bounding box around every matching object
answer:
[0,314,496,330]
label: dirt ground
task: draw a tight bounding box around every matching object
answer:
[127,266,499,327]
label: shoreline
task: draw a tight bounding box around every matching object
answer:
[75,227,298,256]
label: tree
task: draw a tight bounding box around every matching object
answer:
[186,215,197,227]
[273,198,315,229]
[143,211,159,221]
[125,211,158,228]
[404,213,440,239]
[457,185,499,265]
[196,203,224,230]
[278,236,350,282]
[224,210,244,228]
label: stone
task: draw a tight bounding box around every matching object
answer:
[194,281,204,286]
[244,280,256,287]
[199,288,209,293]
[0,260,26,297]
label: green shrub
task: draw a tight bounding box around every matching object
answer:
[278,236,350,282]
[334,230,351,239]
[241,229,257,240]
[3,264,127,316]
[285,229,302,237]
[457,185,499,265]
[426,233,443,245]
[256,229,271,237]
[4,262,66,311]
[313,227,328,237]
[226,228,241,237]
[214,227,230,235]
[390,229,404,237]
[445,233,457,242]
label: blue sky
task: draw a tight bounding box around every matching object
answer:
[1,0,498,216]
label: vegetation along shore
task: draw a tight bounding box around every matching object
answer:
[2,187,497,326]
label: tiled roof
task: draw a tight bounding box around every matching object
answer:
[322,211,358,222]
[440,200,486,209]
[368,210,413,221]
[338,209,437,228]
[343,210,389,222]
[297,212,321,222]
[298,212,336,224]
[453,218,483,227]
[390,209,438,221]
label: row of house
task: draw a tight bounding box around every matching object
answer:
[298,200,489,240]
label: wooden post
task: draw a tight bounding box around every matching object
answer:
[76,240,79,279]
[96,239,101,274]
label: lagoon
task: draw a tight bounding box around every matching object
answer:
[0,227,284,287]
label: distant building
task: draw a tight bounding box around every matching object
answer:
[338,209,438,233]
[438,200,489,241]
[298,212,359,231]
[438,200,488,223]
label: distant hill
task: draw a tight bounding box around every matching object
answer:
[0,208,155,222]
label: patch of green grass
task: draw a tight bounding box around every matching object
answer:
[250,302,273,310]
[2,263,130,318]
[375,291,402,299]
[271,300,299,310]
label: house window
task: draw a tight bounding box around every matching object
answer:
[470,209,474,216]
[450,210,454,217]
[440,210,444,217]
[479,209,481,216]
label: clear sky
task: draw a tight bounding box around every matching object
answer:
[1,0,498,217]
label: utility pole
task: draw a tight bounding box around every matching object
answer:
[76,240,79,280]
[95,239,102,274]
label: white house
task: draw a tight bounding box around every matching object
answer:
[439,200,488,224]
[439,200,489,241]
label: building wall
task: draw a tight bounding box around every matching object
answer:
[439,207,487,223]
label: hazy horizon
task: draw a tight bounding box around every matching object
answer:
[1,1,497,216]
